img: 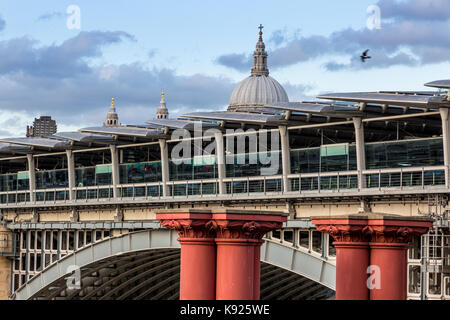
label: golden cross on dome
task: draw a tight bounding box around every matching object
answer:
[111,97,115,106]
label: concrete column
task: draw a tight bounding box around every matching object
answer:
[27,154,36,202]
[109,145,119,198]
[0,226,13,300]
[159,139,170,197]
[440,108,450,187]
[214,132,226,195]
[353,117,366,189]
[279,126,291,192]
[66,150,75,201]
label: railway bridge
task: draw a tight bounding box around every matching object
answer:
[0,27,449,300]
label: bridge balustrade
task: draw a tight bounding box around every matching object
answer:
[267,228,337,261]
[0,165,447,206]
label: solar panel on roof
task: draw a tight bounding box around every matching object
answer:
[264,102,362,118]
[0,137,70,149]
[0,143,32,153]
[53,132,115,143]
[317,92,445,106]
[424,80,450,89]
[79,126,164,138]
[181,111,285,124]
[145,119,217,130]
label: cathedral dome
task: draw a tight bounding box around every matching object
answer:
[229,75,289,110]
[228,25,289,111]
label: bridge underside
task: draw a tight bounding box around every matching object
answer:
[27,248,335,300]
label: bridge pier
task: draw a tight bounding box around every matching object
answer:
[0,226,13,300]
[313,214,432,300]
[157,209,287,300]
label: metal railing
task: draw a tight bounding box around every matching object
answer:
[0,166,447,206]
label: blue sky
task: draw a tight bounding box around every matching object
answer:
[0,0,449,136]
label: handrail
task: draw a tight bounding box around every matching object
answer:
[0,166,447,206]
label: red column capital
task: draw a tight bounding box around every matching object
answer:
[365,218,432,300]
[157,210,216,300]
[156,209,287,300]
[211,210,287,300]
[312,217,371,300]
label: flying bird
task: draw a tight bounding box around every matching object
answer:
[360,49,371,62]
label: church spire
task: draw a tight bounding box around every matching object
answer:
[104,97,119,127]
[251,24,269,76]
[156,91,169,119]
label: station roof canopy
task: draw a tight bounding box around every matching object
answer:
[79,126,165,139]
[0,143,32,153]
[0,137,70,150]
[53,132,116,144]
[264,102,363,118]
[317,91,447,107]
[181,111,286,125]
[145,118,217,130]
[424,79,450,89]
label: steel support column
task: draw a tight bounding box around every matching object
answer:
[279,126,291,192]
[353,117,366,189]
[439,108,450,187]
[27,154,36,202]
[215,132,226,195]
[110,145,120,198]
[159,139,170,197]
[66,150,75,200]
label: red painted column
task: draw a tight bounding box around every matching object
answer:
[313,214,433,301]
[367,220,432,300]
[213,211,287,300]
[253,240,263,299]
[157,211,216,300]
[312,218,370,300]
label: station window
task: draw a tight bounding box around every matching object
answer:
[299,231,309,249]
[445,277,450,298]
[428,272,442,296]
[52,231,58,250]
[78,231,84,249]
[283,230,293,243]
[328,235,336,257]
[312,231,322,254]
[409,236,421,260]
[271,230,281,240]
[61,231,67,251]
[408,265,421,294]
[45,231,51,250]
[86,231,92,244]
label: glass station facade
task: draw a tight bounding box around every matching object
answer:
[0,136,446,204]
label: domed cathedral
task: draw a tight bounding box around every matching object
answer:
[156,91,169,119]
[104,98,119,127]
[228,25,289,111]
